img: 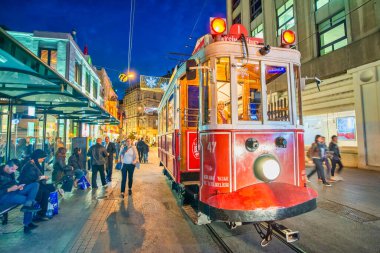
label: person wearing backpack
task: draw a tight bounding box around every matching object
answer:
[118,138,138,198]
[307,135,332,186]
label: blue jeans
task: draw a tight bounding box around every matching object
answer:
[308,158,328,184]
[143,152,148,163]
[0,182,39,225]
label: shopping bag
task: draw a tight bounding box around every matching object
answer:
[77,176,91,190]
[48,191,59,215]
[115,162,122,170]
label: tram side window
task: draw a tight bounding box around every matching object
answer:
[236,60,262,121]
[265,65,290,122]
[187,85,199,127]
[216,57,231,124]
[162,105,167,133]
[294,65,303,125]
[201,61,211,125]
[167,95,174,132]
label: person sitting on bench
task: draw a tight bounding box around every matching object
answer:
[18,149,56,221]
[0,159,41,233]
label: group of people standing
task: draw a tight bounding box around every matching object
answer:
[307,135,344,186]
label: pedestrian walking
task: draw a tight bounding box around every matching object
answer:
[136,138,144,163]
[321,136,332,179]
[104,136,116,182]
[307,135,332,186]
[119,138,138,197]
[142,140,149,163]
[87,138,108,189]
[329,135,344,180]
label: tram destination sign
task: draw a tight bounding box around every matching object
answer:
[220,35,264,45]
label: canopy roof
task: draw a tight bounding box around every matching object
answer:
[0,28,118,124]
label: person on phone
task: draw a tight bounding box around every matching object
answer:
[0,159,41,233]
[18,149,56,221]
[118,138,138,197]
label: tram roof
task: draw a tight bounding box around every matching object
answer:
[158,37,301,111]
[0,27,119,124]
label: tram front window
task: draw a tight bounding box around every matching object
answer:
[265,65,290,122]
[236,60,262,121]
[216,57,231,124]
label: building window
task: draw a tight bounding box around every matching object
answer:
[318,11,347,56]
[250,0,262,21]
[252,23,264,38]
[75,62,82,85]
[276,0,295,36]
[39,48,57,70]
[233,13,241,24]
[316,0,329,10]
[85,73,91,93]
[232,0,240,10]
[92,81,98,99]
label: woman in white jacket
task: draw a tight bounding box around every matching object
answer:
[119,139,138,198]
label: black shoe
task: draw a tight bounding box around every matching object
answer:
[24,223,38,233]
[21,205,41,213]
[120,193,124,198]
[92,186,98,189]
[28,223,38,229]
[128,189,132,195]
[24,226,32,233]
[33,215,50,222]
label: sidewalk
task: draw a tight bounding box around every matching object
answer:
[1,151,379,253]
[0,149,220,253]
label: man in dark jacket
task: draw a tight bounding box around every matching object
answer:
[0,159,40,233]
[329,135,343,179]
[104,136,116,182]
[136,138,145,163]
[87,138,108,188]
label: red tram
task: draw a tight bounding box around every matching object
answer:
[158,18,317,244]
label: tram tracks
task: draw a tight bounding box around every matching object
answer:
[205,223,307,253]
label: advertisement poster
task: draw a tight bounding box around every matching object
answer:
[337,117,356,141]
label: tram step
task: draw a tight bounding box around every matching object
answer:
[181,181,200,186]
[181,205,211,225]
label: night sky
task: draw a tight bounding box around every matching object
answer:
[0,0,226,97]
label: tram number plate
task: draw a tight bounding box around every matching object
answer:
[207,142,217,153]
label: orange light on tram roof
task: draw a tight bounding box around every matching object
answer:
[210,17,227,35]
[281,30,296,47]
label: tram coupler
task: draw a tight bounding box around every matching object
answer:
[272,223,299,243]
[226,222,242,229]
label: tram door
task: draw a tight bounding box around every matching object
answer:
[179,74,200,178]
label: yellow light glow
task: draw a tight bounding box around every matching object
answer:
[282,30,296,45]
[211,18,226,34]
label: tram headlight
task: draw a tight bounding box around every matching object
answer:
[254,155,281,182]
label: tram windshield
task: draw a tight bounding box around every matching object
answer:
[265,65,290,122]
[236,59,262,121]
[216,57,231,124]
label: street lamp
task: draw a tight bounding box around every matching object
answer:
[119,72,136,83]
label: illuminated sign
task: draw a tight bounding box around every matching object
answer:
[267,67,286,74]
[140,75,170,91]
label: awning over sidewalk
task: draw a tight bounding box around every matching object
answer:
[0,27,119,124]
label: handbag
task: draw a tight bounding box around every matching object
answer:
[116,162,122,170]
[135,162,140,169]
